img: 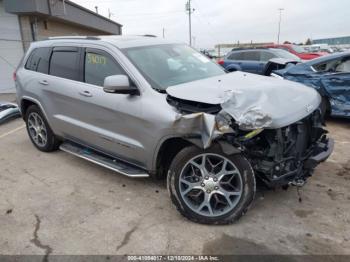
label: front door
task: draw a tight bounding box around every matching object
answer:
[73,48,146,167]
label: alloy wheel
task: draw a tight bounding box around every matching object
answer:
[28,112,48,147]
[179,153,243,217]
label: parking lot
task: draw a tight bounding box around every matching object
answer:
[0,93,349,256]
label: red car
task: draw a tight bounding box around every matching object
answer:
[264,44,327,60]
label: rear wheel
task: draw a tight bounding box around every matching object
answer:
[25,105,60,152]
[167,145,256,224]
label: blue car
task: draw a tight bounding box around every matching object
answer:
[219,48,301,75]
[274,52,350,118]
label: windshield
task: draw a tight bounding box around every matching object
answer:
[291,45,306,54]
[123,44,225,90]
[273,49,301,61]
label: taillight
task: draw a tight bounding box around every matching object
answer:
[13,72,17,81]
[218,60,224,66]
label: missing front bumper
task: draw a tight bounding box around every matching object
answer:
[304,137,334,169]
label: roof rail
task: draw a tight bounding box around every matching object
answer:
[47,36,101,40]
[231,47,269,51]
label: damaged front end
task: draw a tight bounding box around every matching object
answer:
[231,111,333,187]
[167,95,333,187]
[166,72,334,188]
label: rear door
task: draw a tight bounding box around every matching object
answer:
[258,50,276,74]
[19,46,84,140]
[45,46,85,140]
[239,51,261,74]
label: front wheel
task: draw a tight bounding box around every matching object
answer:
[167,146,256,224]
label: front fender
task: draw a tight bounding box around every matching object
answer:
[185,137,241,155]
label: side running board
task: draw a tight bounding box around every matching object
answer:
[59,141,149,178]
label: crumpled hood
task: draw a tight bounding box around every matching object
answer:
[167,71,321,129]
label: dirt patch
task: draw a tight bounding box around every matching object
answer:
[286,234,342,255]
[327,188,341,201]
[294,210,314,218]
[202,234,275,255]
[337,161,350,180]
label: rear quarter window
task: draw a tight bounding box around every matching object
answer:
[25,47,51,74]
[227,52,244,60]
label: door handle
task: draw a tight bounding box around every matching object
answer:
[79,91,93,97]
[39,80,48,85]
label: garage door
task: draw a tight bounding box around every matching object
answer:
[0,0,24,94]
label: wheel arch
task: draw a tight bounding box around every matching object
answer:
[152,136,241,179]
[225,64,241,72]
[153,137,192,179]
[20,97,49,121]
[20,98,36,119]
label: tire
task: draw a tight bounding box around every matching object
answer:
[167,145,256,224]
[25,105,60,152]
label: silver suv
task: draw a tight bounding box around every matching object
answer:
[15,36,333,224]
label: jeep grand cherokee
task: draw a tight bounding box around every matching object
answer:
[15,36,333,224]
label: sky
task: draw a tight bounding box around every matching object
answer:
[70,0,350,49]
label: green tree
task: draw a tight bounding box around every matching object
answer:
[305,38,312,45]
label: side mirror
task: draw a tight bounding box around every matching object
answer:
[103,75,139,95]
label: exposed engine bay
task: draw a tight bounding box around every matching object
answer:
[232,111,329,187]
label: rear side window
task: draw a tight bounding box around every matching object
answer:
[242,51,259,61]
[84,49,125,86]
[228,52,244,60]
[25,47,51,74]
[260,51,276,61]
[49,47,80,81]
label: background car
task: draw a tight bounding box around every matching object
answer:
[200,49,219,59]
[218,48,301,74]
[273,52,350,118]
[264,44,327,60]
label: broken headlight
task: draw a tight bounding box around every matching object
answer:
[215,111,234,132]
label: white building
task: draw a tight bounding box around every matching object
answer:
[0,0,122,94]
[0,0,23,93]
